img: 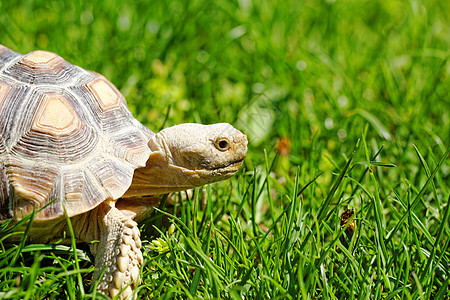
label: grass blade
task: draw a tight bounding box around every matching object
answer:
[386,145,450,244]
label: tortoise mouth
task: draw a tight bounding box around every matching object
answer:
[212,158,245,171]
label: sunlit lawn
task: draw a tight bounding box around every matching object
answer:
[0,0,449,299]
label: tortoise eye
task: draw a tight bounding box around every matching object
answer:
[215,138,230,151]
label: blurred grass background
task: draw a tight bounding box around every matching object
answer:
[0,0,449,299]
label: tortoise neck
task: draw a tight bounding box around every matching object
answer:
[122,155,199,197]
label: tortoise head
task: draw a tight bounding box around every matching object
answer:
[124,123,247,196]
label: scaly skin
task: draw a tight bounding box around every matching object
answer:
[72,202,143,299]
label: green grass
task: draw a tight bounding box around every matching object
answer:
[0,0,449,299]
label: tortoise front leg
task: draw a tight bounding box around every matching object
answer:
[115,196,161,223]
[73,202,143,299]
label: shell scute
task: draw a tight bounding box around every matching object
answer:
[6,158,63,220]
[111,132,152,167]
[3,49,80,86]
[87,156,133,200]
[63,168,108,216]
[0,81,10,155]
[0,45,20,69]
[0,79,31,153]
[10,89,98,164]
[87,77,122,111]
[32,93,81,136]
[22,50,58,64]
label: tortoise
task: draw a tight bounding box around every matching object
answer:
[0,45,247,298]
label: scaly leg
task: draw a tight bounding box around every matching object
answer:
[73,202,143,299]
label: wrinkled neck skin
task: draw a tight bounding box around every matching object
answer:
[123,123,247,197]
[123,133,203,196]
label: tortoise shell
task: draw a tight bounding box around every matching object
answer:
[0,45,153,221]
